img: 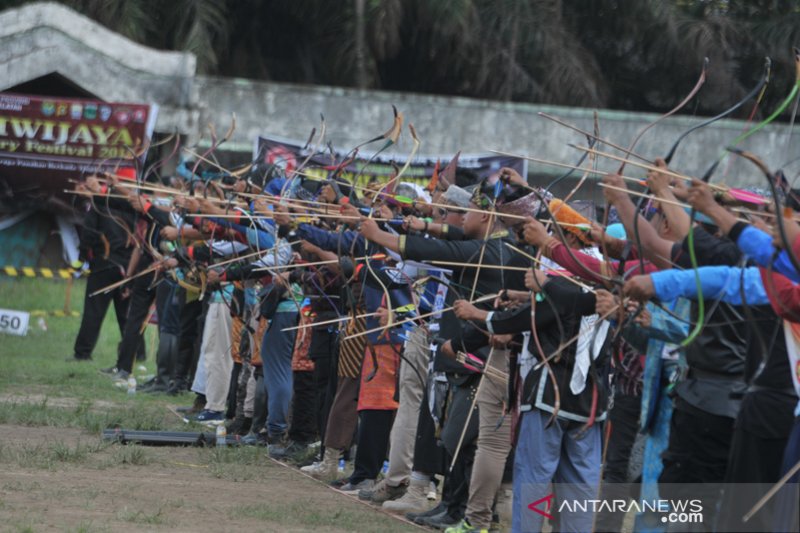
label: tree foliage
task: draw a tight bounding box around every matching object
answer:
[5,0,800,118]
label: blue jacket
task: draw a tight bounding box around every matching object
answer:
[651,265,769,306]
[734,224,799,282]
[297,223,411,345]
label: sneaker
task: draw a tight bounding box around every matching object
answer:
[268,439,306,460]
[265,433,288,457]
[358,478,406,503]
[139,377,157,388]
[166,378,188,396]
[110,370,130,382]
[420,511,461,529]
[338,479,374,494]
[407,501,446,523]
[193,409,225,425]
[175,394,205,415]
[286,442,319,465]
[141,381,169,393]
[241,431,269,446]
[99,366,119,375]
[444,519,488,533]
[225,416,252,436]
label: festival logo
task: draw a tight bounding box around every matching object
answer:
[70,104,83,120]
[41,101,55,117]
[99,105,112,122]
[133,109,146,123]
[56,103,69,117]
[84,103,97,120]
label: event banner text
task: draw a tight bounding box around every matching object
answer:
[0,93,157,194]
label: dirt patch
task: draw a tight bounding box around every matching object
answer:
[0,393,119,410]
[0,425,419,532]
[0,424,88,447]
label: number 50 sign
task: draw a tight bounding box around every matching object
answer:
[0,309,30,336]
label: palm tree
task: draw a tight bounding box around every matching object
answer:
[8,0,800,121]
[63,0,228,74]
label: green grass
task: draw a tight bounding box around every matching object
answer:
[0,278,192,430]
[111,443,152,466]
[0,277,162,401]
[0,439,108,469]
[0,279,416,533]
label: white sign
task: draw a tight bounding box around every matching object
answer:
[0,308,29,336]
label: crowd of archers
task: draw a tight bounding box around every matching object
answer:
[66,90,800,533]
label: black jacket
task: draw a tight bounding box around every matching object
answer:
[463,277,607,422]
[399,229,517,376]
[78,198,135,271]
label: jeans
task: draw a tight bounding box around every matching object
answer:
[261,311,298,438]
[512,409,602,533]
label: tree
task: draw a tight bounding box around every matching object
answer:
[9,0,800,120]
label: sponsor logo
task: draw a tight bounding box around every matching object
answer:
[41,101,55,117]
[99,105,112,121]
[70,104,83,120]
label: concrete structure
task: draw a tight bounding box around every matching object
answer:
[2,1,798,189]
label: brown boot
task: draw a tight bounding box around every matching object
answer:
[300,447,341,481]
[382,477,431,513]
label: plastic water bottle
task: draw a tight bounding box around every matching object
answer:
[338,459,345,472]
[216,424,227,447]
[126,376,137,395]
[381,460,389,475]
[427,481,437,501]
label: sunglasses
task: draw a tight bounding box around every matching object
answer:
[438,207,466,217]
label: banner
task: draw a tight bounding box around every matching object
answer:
[254,134,527,192]
[0,93,158,198]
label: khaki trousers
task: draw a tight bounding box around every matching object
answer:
[465,349,511,529]
[385,325,429,486]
